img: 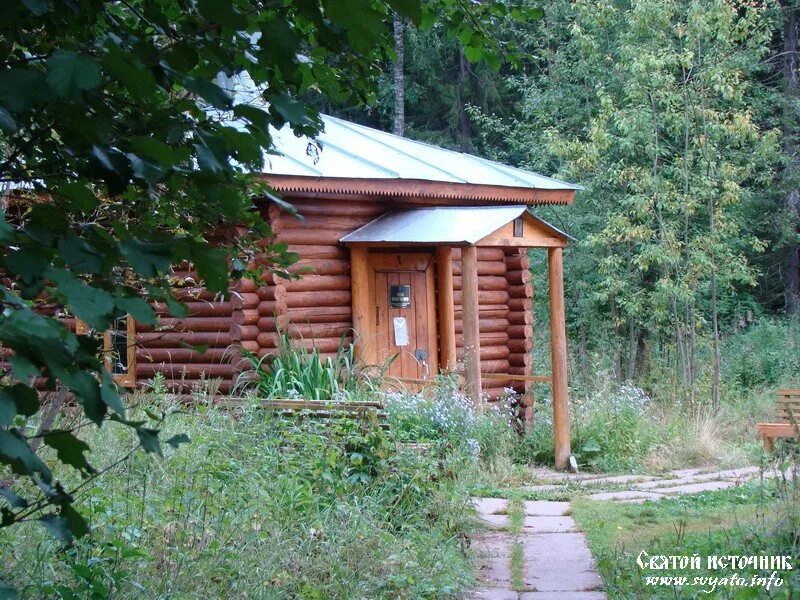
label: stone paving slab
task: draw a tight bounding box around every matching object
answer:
[474,497,510,515]
[481,514,510,529]
[650,479,738,495]
[588,490,664,502]
[519,484,564,493]
[523,500,571,516]
[522,516,576,533]
[520,592,607,599]
[472,533,513,586]
[468,587,519,600]
[576,474,657,486]
[521,533,603,592]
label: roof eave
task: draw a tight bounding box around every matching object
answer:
[258,175,576,205]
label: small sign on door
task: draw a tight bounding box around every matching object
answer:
[393,316,409,346]
[389,284,411,308]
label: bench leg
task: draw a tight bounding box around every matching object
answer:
[762,435,774,453]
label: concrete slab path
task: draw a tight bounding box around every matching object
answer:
[468,498,606,600]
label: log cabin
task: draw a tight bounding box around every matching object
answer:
[39,114,582,469]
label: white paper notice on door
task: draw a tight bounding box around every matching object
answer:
[393,317,409,347]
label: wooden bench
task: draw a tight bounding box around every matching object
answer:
[757,389,800,451]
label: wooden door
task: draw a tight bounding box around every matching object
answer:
[368,252,438,380]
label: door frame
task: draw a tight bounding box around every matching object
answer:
[350,246,441,378]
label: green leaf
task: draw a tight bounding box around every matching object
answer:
[58,234,103,274]
[43,430,95,476]
[119,238,172,277]
[0,384,39,426]
[0,69,45,113]
[55,182,99,213]
[40,505,88,544]
[116,296,156,325]
[47,50,101,97]
[0,429,52,484]
[183,76,232,109]
[189,244,228,293]
[0,212,13,243]
[0,107,16,133]
[101,45,158,100]
[47,269,114,328]
[136,427,162,456]
[196,0,246,29]
[270,94,314,127]
[100,372,125,416]
[8,356,39,383]
[0,486,28,509]
[165,433,190,449]
[386,0,421,25]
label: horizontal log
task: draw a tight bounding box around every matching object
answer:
[479,359,511,373]
[138,362,237,379]
[137,347,244,363]
[287,290,351,308]
[234,278,258,293]
[455,318,509,334]
[505,269,531,285]
[505,254,531,271]
[281,215,371,231]
[286,305,353,324]
[290,337,350,353]
[283,274,351,292]
[453,290,509,305]
[453,275,508,291]
[230,292,259,310]
[136,331,236,348]
[258,301,280,316]
[257,332,279,349]
[508,311,532,325]
[508,366,532,377]
[138,316,231,333]
[509,353,532,367]
[508,338,533,354]
[452,261,506,277]
[231,308,260,326]
[257,285,286,302]
[290,200,383,217]
[287,245,347,260]
[165,301,232,317]
[456,332,509,346]
[171,289,224,303]
[278,229,343,246]
[256,316,281,332]
[287,322,352,339]
[508,324,533,339]
[230,324,259,341]
[288,259,350,276]
[509,284,533,298]
[480,346,510,361]
[508,297,533,312]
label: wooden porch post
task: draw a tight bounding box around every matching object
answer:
[461,245,482,406]
[350,246,374,364]
[436,247,457,371]
[548,246,571,469]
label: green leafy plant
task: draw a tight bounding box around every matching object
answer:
[238,331,383,401]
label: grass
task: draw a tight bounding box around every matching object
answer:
[1,400,481,598]
[572,478,800,598]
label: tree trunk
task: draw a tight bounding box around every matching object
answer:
[457,50,472,151]
[393,13,405,137]
[783,1,800,316]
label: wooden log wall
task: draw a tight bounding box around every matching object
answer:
[452,247,517,400]
[261,198,384,360]
[505,249,533,398]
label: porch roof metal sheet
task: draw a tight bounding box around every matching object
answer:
[339,205,529,245]
[264,114,581,191]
